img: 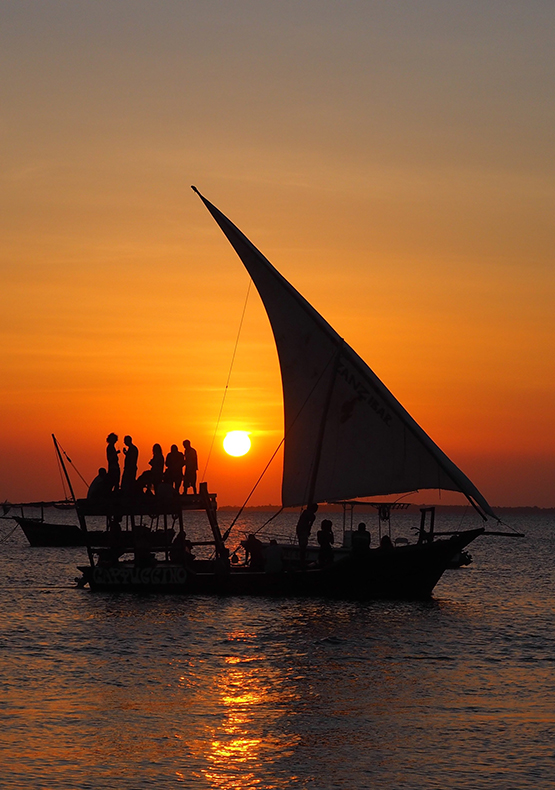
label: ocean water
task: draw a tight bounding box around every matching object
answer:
[1,508,555,789]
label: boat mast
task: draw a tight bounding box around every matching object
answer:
[52,434,95,565]
[52,434,77,503]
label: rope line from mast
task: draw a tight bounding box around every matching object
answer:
[55,438,89,489]
[253,506,285,536]
[0,522,20,544]
[227,506,285,561]
[221,439,285,542]
[222,343,342,543]
[201,279,252,483]
[55,448,69,500]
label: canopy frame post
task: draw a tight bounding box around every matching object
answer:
[418,507,436,544]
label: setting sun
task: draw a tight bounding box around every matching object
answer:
[223,431,252,457]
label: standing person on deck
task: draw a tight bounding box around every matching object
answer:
[317,519,334,567]
[148,443,165,490]
[121,435,138,494]
[296,502,318,567]
[106,433,120,493]
[182,439,198,494]
[165,444,184,492]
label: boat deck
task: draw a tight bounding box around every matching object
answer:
[76,491,217,518]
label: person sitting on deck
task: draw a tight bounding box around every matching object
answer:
[137,443,165,494]
[170,530,195,566]
[380,534,394,551]
[351,522,371,554]
[165,444,184,492]
[241,533,265,571]
[317,519,334,567]
[87,468,111,505]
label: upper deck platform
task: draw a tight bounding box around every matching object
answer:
[76,490,217,518]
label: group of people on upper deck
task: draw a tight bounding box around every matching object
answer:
[87,434,198,501]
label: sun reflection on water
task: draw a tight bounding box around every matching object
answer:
[179,628,299,789]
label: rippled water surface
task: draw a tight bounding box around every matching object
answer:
[1,510,555,789]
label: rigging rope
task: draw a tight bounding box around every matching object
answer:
[493,517,524,534]
[55,449,69,500]
[227,505,285,561]
[201,280,252,483]
[222,344,341,543]
[221,439,285,541]
[55,438,89,489]
[253,506,285,536]
[0,521,19,544]
[457,505,470,531]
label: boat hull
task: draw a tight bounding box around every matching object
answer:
[15,517,174,550]
[15,517,85,547]
[77,529,483,600]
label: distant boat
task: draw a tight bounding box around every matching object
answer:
[3,499,81,546]
[14,515,174,550]
[14,514,84,547]
[76,189,511,598]
[10,502,174,550]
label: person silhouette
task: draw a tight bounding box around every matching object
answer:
[182,439,198,494]
[351,522,371,553]
[149,443,164,489]
[380,534,394,551]
[296,503,318,567]
[106,433,120,493]
[241,534,265,571]
[137,443,165,494]
[169,530,195,565]
[317,519,334,567]
[165,444,184,492]
[121,435,138,494]
[87,467,111,503]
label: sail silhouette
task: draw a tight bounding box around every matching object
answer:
[194,188,495,519]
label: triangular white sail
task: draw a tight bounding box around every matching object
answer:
[194,188,495,519]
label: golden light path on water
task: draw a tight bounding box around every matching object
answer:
[189,632,299,789]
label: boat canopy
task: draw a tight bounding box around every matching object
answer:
[194,188,496,520]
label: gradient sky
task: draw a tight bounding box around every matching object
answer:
[1,1,554,507]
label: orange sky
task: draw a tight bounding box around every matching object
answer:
[1,2,554,507]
